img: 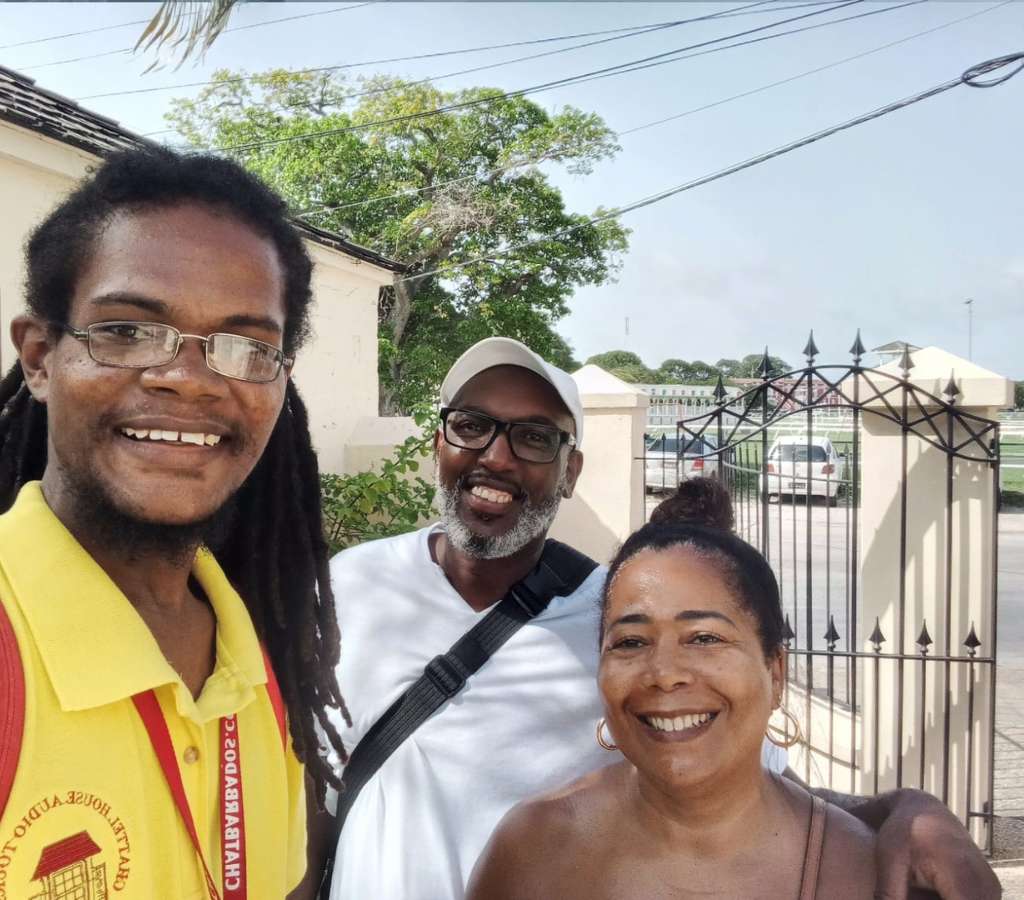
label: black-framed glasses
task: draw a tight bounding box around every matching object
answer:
[440,407,575,464]
[60,321,293,384]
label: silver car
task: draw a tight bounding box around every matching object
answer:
[644,434,719,493]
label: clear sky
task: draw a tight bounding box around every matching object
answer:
[2,2,1021,378]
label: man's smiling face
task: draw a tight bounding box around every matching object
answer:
[20,202,289,530]
[433,365,583,559]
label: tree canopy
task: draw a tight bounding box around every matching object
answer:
[585,350,792,384]
[168,69,629,412]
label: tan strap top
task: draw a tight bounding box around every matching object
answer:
[798,796,828,900]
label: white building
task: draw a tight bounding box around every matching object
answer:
[0,64,404,475]
[637,382,744,431]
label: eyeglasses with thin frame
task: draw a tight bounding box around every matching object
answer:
[59,321,293,384]
[440,407,575,464]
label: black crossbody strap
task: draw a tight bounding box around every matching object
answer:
[323,539,597,878]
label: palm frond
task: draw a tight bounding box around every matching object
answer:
[135,0,240,70]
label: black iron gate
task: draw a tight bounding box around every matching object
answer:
[643,334,1001,850]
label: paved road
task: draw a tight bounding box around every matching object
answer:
[996,513,1024,833]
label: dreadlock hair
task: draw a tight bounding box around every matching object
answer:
[601,477,784,659]
[0,146,350,803]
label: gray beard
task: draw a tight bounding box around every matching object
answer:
[436,468,567,560]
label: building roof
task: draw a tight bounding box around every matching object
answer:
[871,340,921,353]
[33,830,101,879]
[0,64,404,273]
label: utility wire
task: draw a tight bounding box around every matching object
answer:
[0,19,148,51]
[212,0,875,154]
[142,2,783,139]
[297,0,1010,223]
[306,0,937,121]
[17,2,379,71]
[391,51,1024,286]
[76,1,831,101]
[619,0,1011,135]
[253,1,776,116]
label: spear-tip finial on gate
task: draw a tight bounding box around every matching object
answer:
[869,617,886,651]
[964,622,982,657]
[916,621,933,654]
[759,346,772,380]
[783,614,795,647]
[824,616,840,650]
[898,343,915,378]
[803,330,819,365]
[713,373,727,404]
[943,370,961,403]
[849,329,866,365]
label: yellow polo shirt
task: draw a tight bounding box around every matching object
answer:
[0,483,306,899]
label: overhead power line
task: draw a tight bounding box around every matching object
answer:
[205,0,864,153]
[261,2,777,116]
[209,0,921,154]
[141,3,790,140]
[390,51,1024,287]
[76,1,831,101]
[18,2,380,71]
[618,0,1012,135]
[0,19,149,51]
[296,0,1010,223]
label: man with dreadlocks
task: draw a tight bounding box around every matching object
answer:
[315,338,999,900]
[0,148,348,899]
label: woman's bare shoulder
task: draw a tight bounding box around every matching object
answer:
[772,775,875,898]
[466,763,627,900]
[817,801,877,898]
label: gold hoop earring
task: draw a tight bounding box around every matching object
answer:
[766,706,802,749]
[596,718,618,751]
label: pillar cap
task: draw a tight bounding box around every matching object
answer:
[868,346,1013,410]
[572,365,649,409]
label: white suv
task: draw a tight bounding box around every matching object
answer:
[761,436,843,504]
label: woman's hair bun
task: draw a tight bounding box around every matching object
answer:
[648,476,734,532]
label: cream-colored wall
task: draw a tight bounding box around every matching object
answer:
[549,365,648,564]
[0,127,96,371]
[295,244,392,474]
[0,121,393,473]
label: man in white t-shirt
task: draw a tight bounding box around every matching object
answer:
[315,338,997,900]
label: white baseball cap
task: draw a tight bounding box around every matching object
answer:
[439,337,584,447]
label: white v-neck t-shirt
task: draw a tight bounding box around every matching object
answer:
[325,524,786,900]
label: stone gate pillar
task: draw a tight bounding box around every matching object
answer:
[858,346,1011,842]
[549,365,648,565]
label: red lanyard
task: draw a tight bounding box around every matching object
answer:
[132,649,287,900]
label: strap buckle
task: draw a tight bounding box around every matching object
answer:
[424,654,467,699]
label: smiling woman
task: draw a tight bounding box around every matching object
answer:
[467,478,876,900]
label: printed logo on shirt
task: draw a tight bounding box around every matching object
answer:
[0,790,132,900]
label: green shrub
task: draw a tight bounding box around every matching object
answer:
[320,407,437,554]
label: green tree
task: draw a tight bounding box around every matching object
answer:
[688,360,717,383]
[168,70,628,413]
[584,350,656,383]
[585,350,645,370]
[656,358,694,383]
[607,363,653,384]
[1015,381,1024,410]
[715,358,741,379]
[736,353,791,378]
